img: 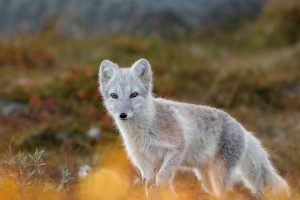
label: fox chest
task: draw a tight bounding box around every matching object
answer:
[119,126,165,161]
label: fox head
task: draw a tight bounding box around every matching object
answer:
[98,59,153,120]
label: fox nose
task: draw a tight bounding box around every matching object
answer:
[119,113,127,119]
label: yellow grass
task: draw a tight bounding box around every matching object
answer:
[1,145,299,200]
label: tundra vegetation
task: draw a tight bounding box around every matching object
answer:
[0,0,299,199]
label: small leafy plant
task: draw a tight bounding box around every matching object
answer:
[27,148,46,183]
[58,168,74,191]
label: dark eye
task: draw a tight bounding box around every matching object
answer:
[130,92,139,98]
[110,93,118,99]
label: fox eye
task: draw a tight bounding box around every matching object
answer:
[130,92,139,98]
[110,93,118,99]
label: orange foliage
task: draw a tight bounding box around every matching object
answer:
[78,168,130,200]
[0,177,65,200]
[0,178,21,200]
[0,146,298,200]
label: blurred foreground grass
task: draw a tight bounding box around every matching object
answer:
[0,0,300,199]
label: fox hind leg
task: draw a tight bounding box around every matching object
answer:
[194,167,212,194]
[210,156,237,197]
[194,160,228,197]
[197,125,245,197]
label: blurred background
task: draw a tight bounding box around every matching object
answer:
[0,0,299,199]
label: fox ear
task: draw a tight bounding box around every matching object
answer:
[99,60,118,85]
[131,59,152,85]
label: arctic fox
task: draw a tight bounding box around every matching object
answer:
[98,58,289,197]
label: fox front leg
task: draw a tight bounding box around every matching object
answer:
[155,151,183,186]
[140,164,156,184]
[135,158,156,184]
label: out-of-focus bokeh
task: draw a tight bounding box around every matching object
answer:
[0,0,299,199]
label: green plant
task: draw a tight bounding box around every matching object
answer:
[58,168,74,191]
